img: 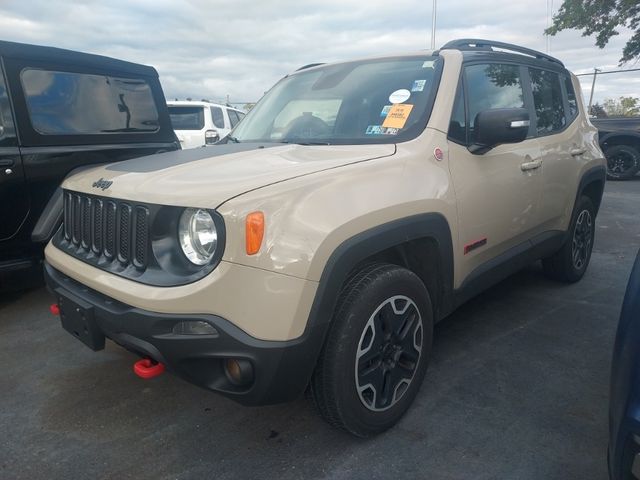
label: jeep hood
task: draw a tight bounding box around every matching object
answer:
[62,143,396,208]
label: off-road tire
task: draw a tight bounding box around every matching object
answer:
[605,145,640,180]
[310,263,433,437]
[542,195,596,283]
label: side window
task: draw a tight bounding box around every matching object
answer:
[563,74,579,120]
[529,68,566,135]
[0,67,16,147]
[0,89,4,129]
[210,106,225,129]
[20,69,159,135]
[465,64,524,143]
[228,110,240,128]
[448,82,466,144]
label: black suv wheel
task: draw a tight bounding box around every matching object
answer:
[606,145,640,180]
[310,263,433,437]
[542,195,596,283]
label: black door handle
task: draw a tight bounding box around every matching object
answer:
[0,159,14,167]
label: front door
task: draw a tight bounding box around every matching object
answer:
[447,62,542,285]
[0,60,28,242]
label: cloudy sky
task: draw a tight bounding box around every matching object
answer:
[0,0,637,107]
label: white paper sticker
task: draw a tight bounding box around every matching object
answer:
[422,60,435,68]
[389,89,411,104]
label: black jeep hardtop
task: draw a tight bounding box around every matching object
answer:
[0,40,179,289]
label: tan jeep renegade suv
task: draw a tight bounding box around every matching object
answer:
[45,39,606,436]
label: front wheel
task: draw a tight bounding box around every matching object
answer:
[310,263,433,437]
[606,145,640,180]
[542,195,596,283]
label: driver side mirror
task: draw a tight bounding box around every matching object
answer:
[469,108,530,154]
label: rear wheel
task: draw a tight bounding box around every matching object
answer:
[310,263,433,437]
[605,145,640,180]
[542,195,596,283]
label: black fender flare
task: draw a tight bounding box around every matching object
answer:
[599,131,640,149]
[575,165,607,215]
[294,213,454,384]
[307,213,454,332]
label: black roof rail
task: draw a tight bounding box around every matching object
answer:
[441,39,564,67]
[296,63,325,71]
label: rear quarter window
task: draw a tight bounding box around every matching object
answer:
[227,109,242,128]
[20,69,160,135]
[563,74,579,120]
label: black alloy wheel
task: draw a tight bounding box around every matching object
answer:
[542,195,596,283]
[310,263,433,437]
[355,295,423,411]
[572,209,593,271]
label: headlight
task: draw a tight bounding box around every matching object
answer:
[178,208,218,265]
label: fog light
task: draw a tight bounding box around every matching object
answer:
[224,358,254,386]
[172,321,218,336]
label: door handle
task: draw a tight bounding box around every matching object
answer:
[570,147,587,156]
[0,159,14,167]
[521,160,542,172]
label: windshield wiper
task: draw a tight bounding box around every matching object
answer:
[226,135,240,143]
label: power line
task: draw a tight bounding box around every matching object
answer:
[576,67,640,76]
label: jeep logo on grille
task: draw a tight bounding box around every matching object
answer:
[92,178,113,190]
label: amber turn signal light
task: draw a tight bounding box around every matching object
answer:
[246,211,265,255]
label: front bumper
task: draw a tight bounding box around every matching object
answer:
[44,262,325,406]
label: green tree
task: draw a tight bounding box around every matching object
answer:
[589,103,608,118]
[602,96,640,116]
[546,0,640,64]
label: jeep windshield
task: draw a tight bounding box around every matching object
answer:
[230,55,443,145]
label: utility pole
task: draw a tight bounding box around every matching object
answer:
[588,68,601,114]
[546,0,554,53]
[430,0,437,49]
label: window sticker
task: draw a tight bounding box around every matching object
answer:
[380,105,392,117]
[388,89,411,104]
[422,60,435,69]
[382,104,414,129]
[366,125,383,135]
[411,80,427,92]
[365,125,399,135]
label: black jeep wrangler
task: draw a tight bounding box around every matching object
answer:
[0,40,179,289]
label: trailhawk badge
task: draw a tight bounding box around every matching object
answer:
[92,178,113,190]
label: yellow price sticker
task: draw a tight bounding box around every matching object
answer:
[382,104,414,129]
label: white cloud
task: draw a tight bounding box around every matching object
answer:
[0,0,636,105]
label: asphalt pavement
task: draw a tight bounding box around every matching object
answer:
[1,178,639,480]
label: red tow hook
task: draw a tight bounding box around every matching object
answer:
[133,358,165,379]
[49,303,60,316]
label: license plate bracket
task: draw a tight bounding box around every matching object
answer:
[56,289,105,351]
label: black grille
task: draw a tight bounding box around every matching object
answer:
[134,207,149,268]
[62,191,150,270]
